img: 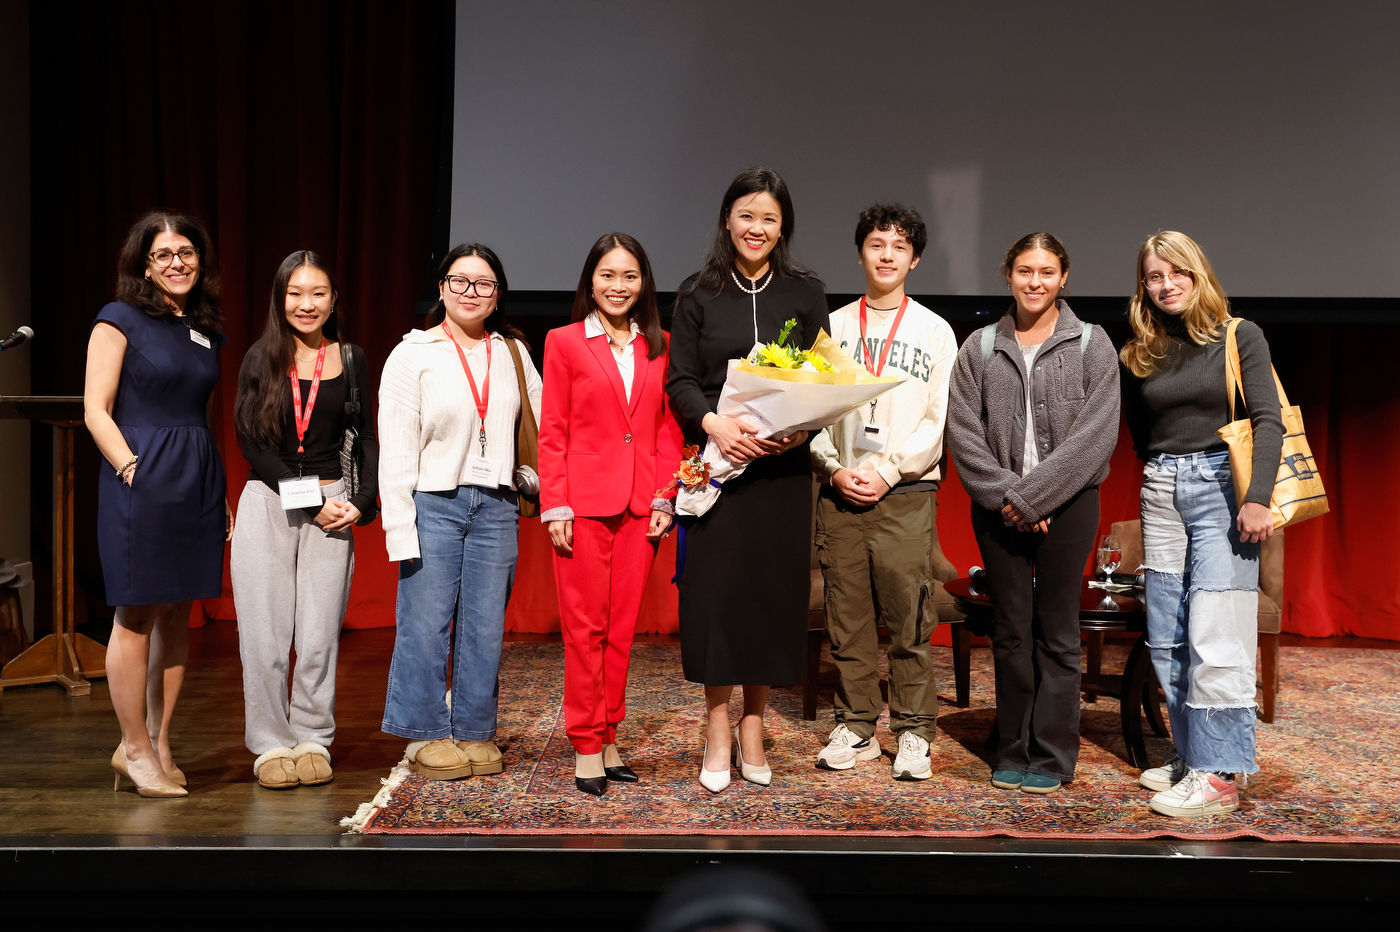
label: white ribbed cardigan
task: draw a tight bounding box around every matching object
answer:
[378,328,542,561]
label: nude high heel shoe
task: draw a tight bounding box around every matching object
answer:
[150,734,186,786]
[733,725,772,786]
[112,747,187,798]
[698,739,731,793]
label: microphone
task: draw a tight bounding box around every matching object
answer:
[0,326,33,351]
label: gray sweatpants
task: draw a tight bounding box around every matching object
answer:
[231,478,355,756]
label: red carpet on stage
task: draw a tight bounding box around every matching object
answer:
[345,640,1400,843]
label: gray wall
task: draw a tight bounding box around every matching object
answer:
[451,0,1400,296]
[0,0,32,633]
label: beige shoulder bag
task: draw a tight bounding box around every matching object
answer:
[504,337,541,518]
[1217,318,1328,529]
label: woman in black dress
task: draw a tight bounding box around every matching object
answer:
[667,167,826,792]
[84,211,230,798]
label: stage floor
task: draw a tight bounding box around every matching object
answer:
[2,622,1398,923]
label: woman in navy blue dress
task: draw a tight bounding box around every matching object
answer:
[84,211,229,798]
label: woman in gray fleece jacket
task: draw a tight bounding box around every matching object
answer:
[948,233,1120,794]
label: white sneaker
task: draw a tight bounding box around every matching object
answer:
[815,723,881,771]
[1148,769,1239,818]
[1138,755,1188,792]
[891,731,932,781]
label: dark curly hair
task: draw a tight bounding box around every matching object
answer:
[114,210,222,336]
[854,203,928,258]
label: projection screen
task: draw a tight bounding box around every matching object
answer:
[450,0,1400,297]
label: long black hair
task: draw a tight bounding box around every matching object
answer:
[683,166,820,296]
[114,210,222,335]
[571,232,666,360]
[425,243,525,344]
[235,250,341,446]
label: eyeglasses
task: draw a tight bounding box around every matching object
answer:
[443,275,499,297]
[148,246,199,267]
[1143,269,1193,290]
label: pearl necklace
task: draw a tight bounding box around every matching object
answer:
[731,268,774,344]
[730,268,774,294]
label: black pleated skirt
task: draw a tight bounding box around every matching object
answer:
[676,443,811,686]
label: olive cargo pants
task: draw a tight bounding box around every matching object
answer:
[814,487,949,741]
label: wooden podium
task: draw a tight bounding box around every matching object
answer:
[0,396,107,695]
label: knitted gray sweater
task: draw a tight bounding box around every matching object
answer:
[948,302,1120,523]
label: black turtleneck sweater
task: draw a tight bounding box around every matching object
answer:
[1121,315,1283,506]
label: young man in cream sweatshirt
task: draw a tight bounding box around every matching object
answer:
[810,203,957,780]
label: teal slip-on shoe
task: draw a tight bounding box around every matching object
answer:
[990,769,1024,790]
[1020,773,1062,794]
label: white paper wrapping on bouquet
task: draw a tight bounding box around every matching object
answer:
[676,359,900,516]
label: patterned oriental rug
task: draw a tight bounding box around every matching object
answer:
[344,641,1400,843]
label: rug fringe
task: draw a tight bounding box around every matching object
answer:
[340,757,413,834]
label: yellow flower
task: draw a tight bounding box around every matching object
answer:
[757,343,798,369]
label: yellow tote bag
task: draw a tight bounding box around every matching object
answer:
[1216,318,1328,529]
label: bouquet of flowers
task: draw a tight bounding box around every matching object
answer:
[659,320,901,517]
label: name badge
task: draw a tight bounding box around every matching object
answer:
[854,423,888,454]
[189,329,212,349]
[466,455,502,487]
[278,476,323,510]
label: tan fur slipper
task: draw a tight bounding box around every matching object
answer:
[408,737,475,780]
[456,738,505,775]
[253,748,299,789]
[291,742,333,786]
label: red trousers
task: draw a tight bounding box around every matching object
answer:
[553,513,656,754]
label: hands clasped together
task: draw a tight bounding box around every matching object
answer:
[701,412,807,465]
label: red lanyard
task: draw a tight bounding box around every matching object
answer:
[289,338,327,455]
[858,295,909,377]
[442,323,491,454]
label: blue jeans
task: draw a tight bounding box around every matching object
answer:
[1140,450,1260,774]
[381,486,518,742]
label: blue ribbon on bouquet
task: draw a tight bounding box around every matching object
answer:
[669,478,722,583]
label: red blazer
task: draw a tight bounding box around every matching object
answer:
[538,321,685,519]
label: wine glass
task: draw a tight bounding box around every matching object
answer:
[1096,534,1122,581]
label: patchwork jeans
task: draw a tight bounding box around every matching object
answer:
[1140,449,1259,775]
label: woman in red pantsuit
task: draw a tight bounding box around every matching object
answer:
[538,233,685,797]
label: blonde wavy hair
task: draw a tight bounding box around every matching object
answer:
[1120,231,1232,377]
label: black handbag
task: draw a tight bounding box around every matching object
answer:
[339,343,378,525]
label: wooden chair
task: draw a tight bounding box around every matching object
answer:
[800,484,968,720]
[1109,518,1282,723]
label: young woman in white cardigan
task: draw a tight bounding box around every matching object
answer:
[378,243,542,780]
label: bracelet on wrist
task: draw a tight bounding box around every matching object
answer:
[116,455,138,479]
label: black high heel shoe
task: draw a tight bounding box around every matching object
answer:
[604,764,639,783]
[575,774,608,796]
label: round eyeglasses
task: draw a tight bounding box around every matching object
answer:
[443,275,499,298]
[148,246,199,268]
[1143,270,1193,290]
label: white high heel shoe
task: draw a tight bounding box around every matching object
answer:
[733,725,772,786]
[698,739,731,793]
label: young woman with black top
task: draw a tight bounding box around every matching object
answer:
[947,233,1120,795]
[1120,231,1281,818]
[232,251,379,790]
[666,167,826,793]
